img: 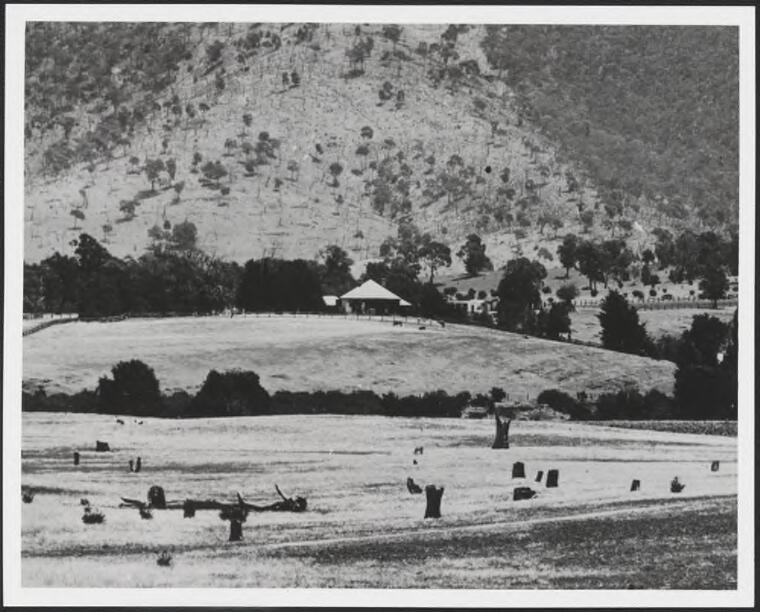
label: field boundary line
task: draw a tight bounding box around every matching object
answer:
[260,494,735,551]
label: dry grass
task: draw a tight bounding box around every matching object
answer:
[569,306,736,345]
[22,315,676,397]
[586,420,737,437]
[21,412,736,587]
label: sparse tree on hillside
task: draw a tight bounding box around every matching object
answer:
[580,210,594,233]
[165,158,177,182]
[419,239,452,284]
[144,158,166,192]
[69,209,84,230]
[119,200,136,221]
[558,233,579,278]
[457,234,493,277]
[329,162,343,187]
[171,221,198,252]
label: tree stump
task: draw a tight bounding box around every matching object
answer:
[512,461,525,478]
[535,470,544,482]
[546,469,559,488]
[424,485,444,519]
[711,461,720,472]
[492,415,511,449]
[73,451,80,466]
[513,486,536,501]
[406,477,422,494]
[229,519,243,541]
[630,479,641,492]
[148,485,167,509]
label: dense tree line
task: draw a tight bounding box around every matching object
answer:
[24,231,465,319]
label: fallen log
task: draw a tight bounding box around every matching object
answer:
[119,485,307,513]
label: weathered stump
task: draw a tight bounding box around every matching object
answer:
[630,479,641,492]
[424,485,444,519]
[512,461,525,478]
[513,486,536,501]
[406,477,422,494]
[95,441,110,452]
[492,415,512,449]
[546,469,559,488]
[711,461,720,472]
[73,451,80,466]
[148,485,167,509]
[229,519,243,541]
[535,470,544,482]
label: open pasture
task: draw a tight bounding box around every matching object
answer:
[22,314,675,397]
[570,306,737,345]
[21,412,736,588]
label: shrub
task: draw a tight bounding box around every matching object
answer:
[632,290,644,300]
[649,289,657,297]
[590,289,598,297]
[190,369,271,417]
[541,286,552,294]
[536,388,590,419]
[97,360,162,416]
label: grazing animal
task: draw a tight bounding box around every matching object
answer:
[413,446,424,455]
[406,477,423,494]
[392,320,403,327]
[670,477,685,493]
[80,498,90,506]
[22,490,34,504]
[157,551,172,567]
[418,326,426,330]
[116,419,125,425]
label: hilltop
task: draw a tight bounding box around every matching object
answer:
[23,23,738,272]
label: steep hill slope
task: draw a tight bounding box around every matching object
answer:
[23,23,737,272]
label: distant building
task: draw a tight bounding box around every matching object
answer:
[322,295,339,312]
[448,296,499,321]
[339,280,412,315]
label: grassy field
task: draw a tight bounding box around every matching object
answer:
[569,306,737,345]
[22,315,676,398]
[20,412,736,588]
[586,420,737,437]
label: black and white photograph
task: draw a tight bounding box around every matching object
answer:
[3,4,755,607]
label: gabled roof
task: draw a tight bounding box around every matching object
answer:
[340,279,404,302]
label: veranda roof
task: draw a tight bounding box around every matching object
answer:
[340,279,405,302]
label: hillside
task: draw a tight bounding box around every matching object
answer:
[22,315,676,398]
[23,23,738,272]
